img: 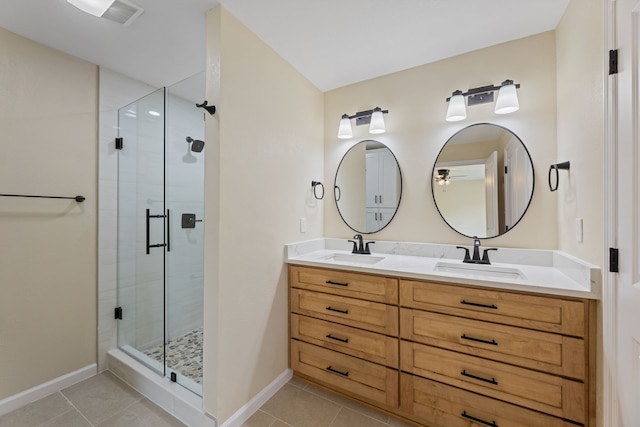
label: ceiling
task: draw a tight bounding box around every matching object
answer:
[0,0,569,92]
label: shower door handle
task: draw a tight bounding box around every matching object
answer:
[146,208,168,254]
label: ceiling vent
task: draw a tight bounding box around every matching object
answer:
[102,0,144,26]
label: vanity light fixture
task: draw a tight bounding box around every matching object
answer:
[338,114,353,139]
[369,107,386,134]
[337,107,389,139]
[445,79,520,122]
[445,91,467,122]
[494,80,520,114]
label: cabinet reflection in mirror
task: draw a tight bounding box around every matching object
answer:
[432,123,534,239]
[335,140,402,234]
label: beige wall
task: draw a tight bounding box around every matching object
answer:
[203,7,324,422]
[556,0,603,266]
[0,29,98,399]
[325,32,559,249]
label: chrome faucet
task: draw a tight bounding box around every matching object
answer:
[348,234,375,255]
[456,238,497,264]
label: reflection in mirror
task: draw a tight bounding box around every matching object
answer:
[432,123,534,238]
[335,140,402,234]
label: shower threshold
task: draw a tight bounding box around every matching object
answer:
[120,342,203,397]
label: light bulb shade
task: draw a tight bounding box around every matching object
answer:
[67,0,115,16]
[369,108,386,134]
[446,92,467,122]
[495,82,519,114]
[337,114,353,139]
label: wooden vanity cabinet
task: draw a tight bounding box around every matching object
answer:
[400,279,596,427]
[288,265,596,427]
[289,265,400,410]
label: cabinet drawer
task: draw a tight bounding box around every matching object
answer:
[400,341,586,423]
[400,280,586,337]
[291,340,398,408]
[400,374,575,427]
[400,309,585,379]
[291,314,398,367]
[290,265,398,303]
[291,289,399,335]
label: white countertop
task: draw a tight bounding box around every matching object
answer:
[285,238,601,300]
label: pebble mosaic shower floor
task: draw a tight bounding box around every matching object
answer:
[143,328,203,384]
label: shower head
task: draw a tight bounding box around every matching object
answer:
[186,136,205,153]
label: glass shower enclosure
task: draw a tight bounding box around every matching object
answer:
[117,72,205,396]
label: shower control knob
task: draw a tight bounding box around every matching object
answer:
[181,213,203,228]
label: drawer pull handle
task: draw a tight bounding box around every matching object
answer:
[326,306,349,314]
[326,280,349,287]
[326,334,349,343]
[460,370,498,385]
[460,300,498,309]
[326,366,349,377]
[461,411,498,427]
[461,334,498,346]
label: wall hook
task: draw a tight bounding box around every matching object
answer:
[196,101,216,115]
[548,161,570,192]
[311,181,324,200]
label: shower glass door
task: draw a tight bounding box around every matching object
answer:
[117,73,205,396]
[164,73,205,394]
[117,87,166,377]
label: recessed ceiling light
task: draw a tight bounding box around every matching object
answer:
[148,110,161,117]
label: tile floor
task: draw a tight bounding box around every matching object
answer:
[0,372,418,427]
[240,376,416,427]
[0,372,185,427]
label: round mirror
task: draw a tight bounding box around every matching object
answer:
[432,123,534,238]
[335,140,402,234]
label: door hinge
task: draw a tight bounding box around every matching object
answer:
[114,306,123,320]
[609,49,619,75]
[115,137,123,150]
[504,166,508,174]
[609,248,619,273]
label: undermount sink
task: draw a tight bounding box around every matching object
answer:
[323,253,385,265]
[434,261,526,280]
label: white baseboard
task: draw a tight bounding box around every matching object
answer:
[220,369,292,427]
[0,364,97,417]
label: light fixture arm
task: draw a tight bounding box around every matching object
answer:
[345,107,389,120]
[345,107,389,126]
[446,81,520,102]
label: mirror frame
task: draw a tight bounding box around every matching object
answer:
[431,123,535,239]
[334,140,403,234]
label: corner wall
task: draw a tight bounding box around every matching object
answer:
[0,28,98,399]
[203,7,325,422]
[98,67,157,372]
[556,0,604,266]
